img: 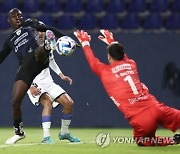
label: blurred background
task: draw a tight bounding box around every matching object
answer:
[0,0,180,32]
[0,0,180,128]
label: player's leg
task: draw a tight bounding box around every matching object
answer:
[34,30,56,65]
[130,113,158,146]
[47,83,80,142]
[130,104,176,146]
[39,93,54,144]
[27,84,54,144]
[55,93,80,142]
[6,53,47,144]
[158,103,180,144]
[56,93,74,133]
[6,80,27,144]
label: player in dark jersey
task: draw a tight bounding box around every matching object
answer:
[74,29,180,146]
[0,8,64,144]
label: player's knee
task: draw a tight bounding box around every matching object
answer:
[40,94,52,107]
[42,100,52,109]
[64,99,74,110]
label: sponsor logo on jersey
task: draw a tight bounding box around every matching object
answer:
[111,64,132,74]
[14,32,28,45]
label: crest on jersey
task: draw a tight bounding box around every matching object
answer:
[16,29,21,36]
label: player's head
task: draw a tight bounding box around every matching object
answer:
[107,43,125,63]
[38,21,46,43]
[8,8,23,30]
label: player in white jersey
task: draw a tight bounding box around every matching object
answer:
[27,30,80,144]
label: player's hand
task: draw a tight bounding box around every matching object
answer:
[29,86,41,97]
[59,73,72,85]
[98,29,117,45]
[74,30,91,47]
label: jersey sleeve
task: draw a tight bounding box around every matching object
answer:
[0,39,11,64]
[22,18,39,28]
[23,18,65,38]
[49,53,62,75]
[83,46,106,76]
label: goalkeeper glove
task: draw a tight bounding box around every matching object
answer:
[98,29,118,45]
[74,30,91,47]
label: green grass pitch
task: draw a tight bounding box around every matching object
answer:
[0,127,179,154]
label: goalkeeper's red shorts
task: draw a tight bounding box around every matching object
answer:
[129,103,180,146]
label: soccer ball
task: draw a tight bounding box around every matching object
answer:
[56,36,76,56]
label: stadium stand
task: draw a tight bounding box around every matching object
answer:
[86,0,104,13]
[150,0,169,13]
[0,0,180,32]
[57,14,76,30]
[78,13,97,30]
[171,0,180,12]
[107,0,125,13]
[122,13,141,29]
[64,0,83,13]
[42,0,61,13]
[128,0,147,13]
[21,0,40,13]
[38,15,55,27]
[166,13,180,29]
[100,13,120,29]
[0,0,18,13]
[143,13,163,29]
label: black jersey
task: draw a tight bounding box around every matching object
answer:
[0,18,64,65]
[4,27,39,65]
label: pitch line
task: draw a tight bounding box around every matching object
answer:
[68,140,95,144]
[0,143,41,148]
[0,140,95,148]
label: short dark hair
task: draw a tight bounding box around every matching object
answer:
[8,8,22,18]
[107,43,125,61]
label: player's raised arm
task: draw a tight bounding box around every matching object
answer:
[49,56,72,85]
[98,29,128,59]
[74,30,105,75]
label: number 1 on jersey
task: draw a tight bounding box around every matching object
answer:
[124,75,138,95]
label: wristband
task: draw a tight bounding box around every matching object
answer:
[81,41,90,47]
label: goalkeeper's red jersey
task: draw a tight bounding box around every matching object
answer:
[83,46,159,119]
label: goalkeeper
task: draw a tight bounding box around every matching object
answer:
[74,29,180,146]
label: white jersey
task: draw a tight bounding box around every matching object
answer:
[27,51,65,107]
[33,66,53,84]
